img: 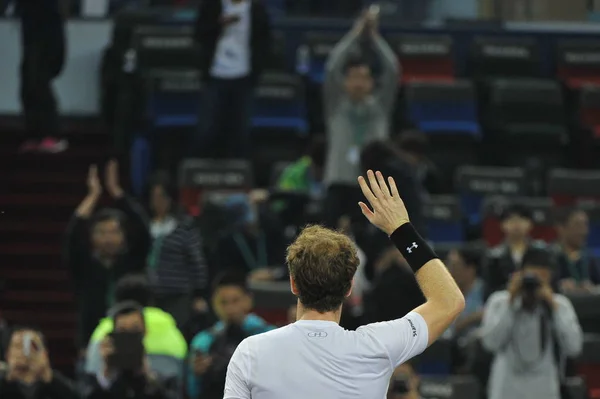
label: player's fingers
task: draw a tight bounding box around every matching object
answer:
[388,176,400,198]
[367,170,384,199]
[358,202,375,221]
[357,176,377,205]
[376,171,391,198]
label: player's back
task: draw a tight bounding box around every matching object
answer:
[224,312,429,399]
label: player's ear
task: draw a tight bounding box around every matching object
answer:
[290,276,299,296]
[345,281,353,298]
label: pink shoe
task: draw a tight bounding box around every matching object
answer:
[19,139,40,153]
[38,137,68,153]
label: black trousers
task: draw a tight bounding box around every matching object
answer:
[20,21,65,139]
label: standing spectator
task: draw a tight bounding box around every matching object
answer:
[16,0,68,153]
[323,9,398,182]
[187,272,274,399]
[0,327,79,399]
[553,206,600,293]
[85,303,173,399]
[446,247,485,339]
[193,0,272,158]
[146,173,209,328]
[86,274,188,382]
[65,160,151,348]
[481,248,583,399]
[482,204,547,299]
[323,9,398,224]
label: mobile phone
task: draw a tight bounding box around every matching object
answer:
[108,332,144,371]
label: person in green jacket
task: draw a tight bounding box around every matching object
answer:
[277,135,327,198]
[85,274,187,382]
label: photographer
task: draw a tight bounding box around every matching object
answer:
[85,302,172,399]
[0,327,78,399]
[481,248,583,399]
[388,360,422,399]
[187,272,274,399]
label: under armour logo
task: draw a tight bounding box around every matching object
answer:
[308,331,328,338]
[406,242,418,253]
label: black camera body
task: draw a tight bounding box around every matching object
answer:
[521,272,541,294]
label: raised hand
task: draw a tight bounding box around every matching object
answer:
[87,165,102,197]
[357,170,409,235]
[105,159,123,199]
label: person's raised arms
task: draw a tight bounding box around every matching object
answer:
[358,170,465,346]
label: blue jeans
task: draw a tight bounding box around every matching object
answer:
[193,76,254,159]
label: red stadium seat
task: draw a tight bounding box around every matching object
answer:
[548,169,600,206]
[557,39,600,89]
[387,34,455,83]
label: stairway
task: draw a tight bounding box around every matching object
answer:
[0,126,112,371]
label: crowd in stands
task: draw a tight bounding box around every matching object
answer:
[3,1,600,399]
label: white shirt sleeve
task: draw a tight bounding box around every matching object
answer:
[357,311,429,368]
[223,339,252,399]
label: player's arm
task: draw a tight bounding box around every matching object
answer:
[223,340,252,399]
[358,171,465,347]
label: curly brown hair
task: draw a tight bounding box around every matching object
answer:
[286,225,360,313]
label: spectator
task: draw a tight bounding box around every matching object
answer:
[276,135,327,199]
[193,0,272,158]
[553,206,600,293]
[146,173,209,328]
[84,302,173,399]
[0,327,78,399]
[446,247,485,339]
[388,360,421,399]
[322,9,398,225]
[187,272,274,399]
[395,130,442,194]
[481,248,583,399]
[216,193,287,282]
[482,203,546,299]
[86,274,187,382]
[16,0,68,153]
[65,161,151,348]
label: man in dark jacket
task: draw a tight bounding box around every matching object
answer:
[193,0,271,158]
[0,327,79,399]
[64,160,151,348]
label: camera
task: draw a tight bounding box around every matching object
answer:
[391,376,410,394]
[521,272,541,294]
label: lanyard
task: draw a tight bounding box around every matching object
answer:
[147,236,166,272]
[348,107,369,146]
[233,231,268,270]
[564,251,590,282]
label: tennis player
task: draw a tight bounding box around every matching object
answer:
[223,170,465,399]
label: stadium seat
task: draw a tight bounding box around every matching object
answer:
[264,30,289,72]
[303,31,345,84]
[423,196,465,244]
[420,375,480,399]
[405,80,480,137]
[557,39,600,89]
[455,166,529,226]
[484,78,568,167]
[548,168,600,206]
[579,85,600,138]
[470,36,541,80]
[582,204,600,255]
[252,72,308,134]
[481,196,556,247]
[146,69,201,128]
[387,34,454,83]
[132,25,198,70]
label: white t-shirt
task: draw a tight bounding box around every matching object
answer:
[224,312,429,399]
[210,0,251,79]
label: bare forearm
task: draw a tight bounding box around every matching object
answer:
[415,259,465,312]
[75,194,100,218]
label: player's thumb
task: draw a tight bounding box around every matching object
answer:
[358,202,375,221]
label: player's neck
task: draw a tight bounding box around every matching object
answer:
[296,304,341,323]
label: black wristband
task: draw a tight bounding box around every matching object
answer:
[390,223,438,273]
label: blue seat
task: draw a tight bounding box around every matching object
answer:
[146,70,201,128]
[252,72,308,135]
[304,32,344,84]
[423,196,465,243]
[406,80,481,137]
[130,136,152,197]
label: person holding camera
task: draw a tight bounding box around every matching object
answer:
[388,361,422,399]
[0,327,78,399]
[85,302,172,399]
[481,248,583,399]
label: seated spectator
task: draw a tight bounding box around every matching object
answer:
[85,274,187,382]
[0,327,78,399]
[446,247,485,339]
[388,360,421,399]
[553,206,600,293]
[187,272,274,399]
[481,248,583,399]
[216,193,287,282]
[84,302,174,399]
[323,8,398,226]
[277,135,327,199]
[65,161,150,348]
[482,203,547,299]
[146,172,209,328]
[395,130,442,194]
